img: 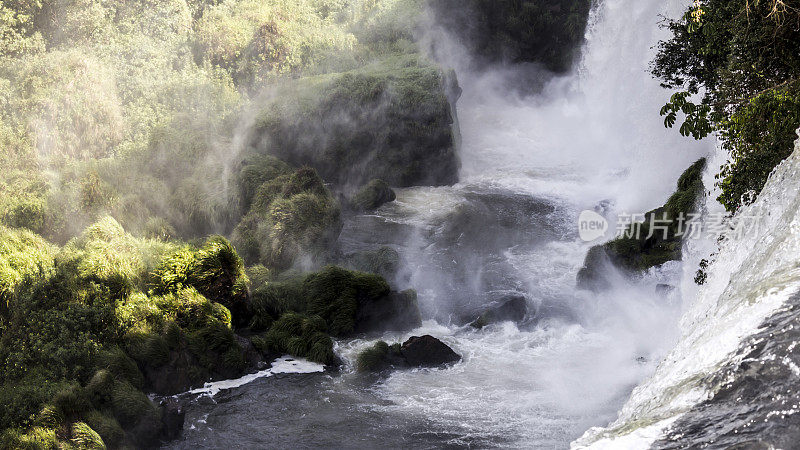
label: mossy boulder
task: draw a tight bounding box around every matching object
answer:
[248,54,460,189]
[356,341,405,372]
[429,0,593,73]
[249,266,421,364]
[342,246,401,282]
[577,159,707,290]
[252,312,336,365]
[357,336,461,372]
[250,265,421,337]
[232,166,342,271]
[350,179,396,212]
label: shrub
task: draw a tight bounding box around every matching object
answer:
[356,341,390,372]
[152,236,249,323]
[232,166,341,270]
[70,422,105,449]
[653,0,800,210]
[258,312,335,365]
[0,226,55,317]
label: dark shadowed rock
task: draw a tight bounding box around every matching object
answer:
[470,295,528,329]
[351,179,396,211]
[355,289,422,334]
[160,398,185,441]
[576,246,613,292]
[400,335,461,367]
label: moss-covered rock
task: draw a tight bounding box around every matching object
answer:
[252,312,336,365]
[248,54,460,189]
[232,166,342,271]
[350,179,397,211]
[577,159,707,290]
[342,246,401,281]
[356,336,461,372]
[249,266,421,363]
[429,0,593,73]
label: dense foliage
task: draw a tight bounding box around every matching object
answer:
[653,0,800,211]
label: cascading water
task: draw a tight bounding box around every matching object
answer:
[169,0,739,448]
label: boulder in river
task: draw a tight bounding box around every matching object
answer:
[350,179,397,212]
[356,335,461,372]
[470,294,528,329]
[577,158,706,292]
[400,335,461,367]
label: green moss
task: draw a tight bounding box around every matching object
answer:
[83,411,122,449]
[70,421,105,449]
[579,159,707,285]
[356,341,390,372]
[351,179,396,211]
[249,54,459,188]
[238,155,293,209]
[258,312,335,365]
[304,266,391,336]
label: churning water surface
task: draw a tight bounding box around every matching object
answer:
[167,1,719,448]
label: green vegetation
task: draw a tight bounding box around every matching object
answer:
[429,0,593,72]
[653,0,800,211]
[578,159,707,289]
[0,218,256,446]
[247,54,460,188]
[356,340,391,371]
[232,165,342,271]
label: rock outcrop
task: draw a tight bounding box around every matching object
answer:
[577,158,707,291]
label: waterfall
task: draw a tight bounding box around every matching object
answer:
[573,131,800,447]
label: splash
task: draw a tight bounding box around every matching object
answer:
[574,132,800,447]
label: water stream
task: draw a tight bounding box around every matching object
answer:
[166,1,723,448]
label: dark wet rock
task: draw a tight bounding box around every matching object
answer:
[576,246,614,292]
[355,289,422,334]
[400,335,461,367]
[160,398,185,441]
[470,295,528,329]
[350,179,396,212]
[577,159,706,291]
[356,336,461,372]
[342,246,401,281]
[428,0,593,73]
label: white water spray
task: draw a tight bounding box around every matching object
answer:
[336,0,717,447]
[574,132,800,448]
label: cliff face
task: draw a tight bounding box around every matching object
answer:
[428,0,593,72]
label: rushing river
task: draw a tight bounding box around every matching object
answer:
[164,0,747,448]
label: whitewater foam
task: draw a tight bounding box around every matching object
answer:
[185,356,325,398]
[574,131,800,447]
